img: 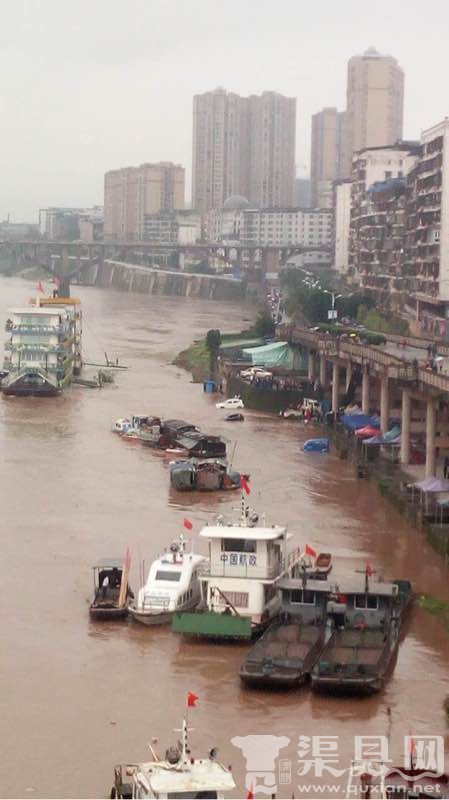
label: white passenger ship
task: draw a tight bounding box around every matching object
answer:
[128,535,206,626]
[172,498,302,639]
[111,716,235,798]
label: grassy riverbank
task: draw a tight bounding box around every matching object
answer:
[174,340,211,382]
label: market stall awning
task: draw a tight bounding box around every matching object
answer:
[414,477,449,493]
[341,414,380,430]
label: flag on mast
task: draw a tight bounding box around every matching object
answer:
[246,784,254,799]
[37,280,45,294]
[187,691,199,708]
[305,543,317,559]
[183,518,193,530]
[241,475,251,495]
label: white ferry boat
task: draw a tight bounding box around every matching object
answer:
[2,295,82,396]
[111,715,235,799]
[128,535,206,626]
[172,497,302,639]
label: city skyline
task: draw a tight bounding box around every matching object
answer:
[2,0,449,220]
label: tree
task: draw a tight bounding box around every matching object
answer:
[253,310,275,337]
[206,329,221,376]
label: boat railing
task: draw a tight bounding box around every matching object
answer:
[11,324,64,334]
[142,595,171,609]
[286,546,303,573]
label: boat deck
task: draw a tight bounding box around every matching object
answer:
[320,629,385,667]
[247,623,320,662]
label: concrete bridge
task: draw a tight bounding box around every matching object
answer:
[282,324,449,478]
[0,239,331,284]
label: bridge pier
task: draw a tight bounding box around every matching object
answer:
[400,388,411,466]
[361,368,370,414]
[345,360,353,392]
[426,398,437,478]
[308,350,316,381]
[380,376,390,434]
[332,362,340,415]
[319,355,327,387]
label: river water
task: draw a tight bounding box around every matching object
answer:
[1,276,449,799]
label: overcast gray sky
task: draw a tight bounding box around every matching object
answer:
[1,0,449,222]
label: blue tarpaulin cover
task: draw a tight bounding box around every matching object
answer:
[341,414,380,430]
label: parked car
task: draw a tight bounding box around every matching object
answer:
[240,366,272,380]
[216,396,245,410]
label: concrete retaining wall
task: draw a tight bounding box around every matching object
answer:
[79,260,245,302]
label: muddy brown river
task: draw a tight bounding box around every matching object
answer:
[1,276,449,799]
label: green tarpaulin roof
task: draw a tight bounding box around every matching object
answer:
[242,340,295,368]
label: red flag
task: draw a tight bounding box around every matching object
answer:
[366,562,374,577]
[52,276,61,289]
[241,475,251,495]
[37,280,45,294]
[187,691,198,707]
[305,543,317,559]
[246,785,254,800]
[183,518,193,530]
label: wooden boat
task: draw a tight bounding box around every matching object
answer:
[89,558,133,620]
[291,552,333,581]
[240,578,331,688]
[311,575,412,695]
[169,459,242,492]
[307,552,332,579]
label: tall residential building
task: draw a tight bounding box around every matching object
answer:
[334,179,352,273]
[348,143,419,298]
[247,91,296,208]
[192,88,296,211]
[346,48,404,158]
[310,108,348,207]
[294,178,311,208]
[104,162,185,241]
[405,119,449,316]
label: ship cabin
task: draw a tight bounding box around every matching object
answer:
[174,432,226,459]
[199,522,290,625]
[325,577,400,631]
[277,577,332,625]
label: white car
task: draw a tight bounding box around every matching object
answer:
[240,366,272,379]
[215,396,245,410]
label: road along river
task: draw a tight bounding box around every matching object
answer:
[1,276,449,798]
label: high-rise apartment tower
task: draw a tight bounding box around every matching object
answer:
[192,88,296,211]
[346,47,404,156]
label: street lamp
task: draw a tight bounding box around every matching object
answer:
[323,290,342,321]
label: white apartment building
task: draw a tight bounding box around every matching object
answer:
[334,180,352,273]
[239,208,333,250]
